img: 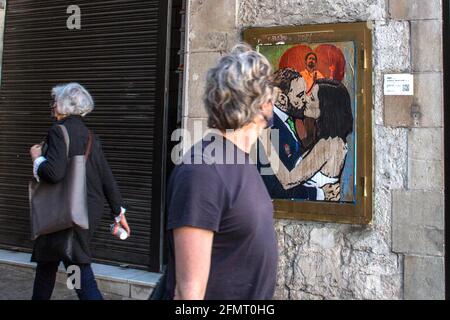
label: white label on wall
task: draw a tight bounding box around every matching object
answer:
[384,74,414,96]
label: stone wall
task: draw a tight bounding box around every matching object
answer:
[183,0,445,299]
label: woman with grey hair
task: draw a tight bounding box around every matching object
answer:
[161,43,278,300]
[29,82,130,300]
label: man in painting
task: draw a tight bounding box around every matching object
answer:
[258,68,317,200]
[300,52,324,95]
[262,78,353,201]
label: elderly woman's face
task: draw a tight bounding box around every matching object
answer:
[50,100,66,121]
[50,101,57,118]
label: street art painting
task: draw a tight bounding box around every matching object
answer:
[258,42,356,203]
[245,23,373,224]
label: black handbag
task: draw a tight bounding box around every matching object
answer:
[29,125,93,240]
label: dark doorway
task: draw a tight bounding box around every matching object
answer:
[0,0,180,272]
[162,0,184,269]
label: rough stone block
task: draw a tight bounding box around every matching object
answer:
[310,227,337,249]
[390,0,442,20]
[383,73,443,128]
[273,220,402,300]
[374,21,410,72]
[411,20,443,72]
[372,186,394,234]
[374,126,407,190]
[392,191,444,256]
[404,255,445,300]
[189,0,236,51]
[96,278,130,298]
[226,31,241,52]
[130,284,153,300]
[413,73,443,127]
[238,0,387,27]
[373,71,384,125]
[408,159,443,190]
[384,95,414,127]
[408,128,444,189]
[409,128,443,162]
[190,31,234,52]
[186,51,221,118]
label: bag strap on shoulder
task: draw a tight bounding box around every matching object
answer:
[58,124,93,160]
[57,125,70,158]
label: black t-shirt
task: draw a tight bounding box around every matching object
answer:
[164,133,278,300]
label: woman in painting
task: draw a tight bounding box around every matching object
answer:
[258,68,318,200]
[263,78,353,201]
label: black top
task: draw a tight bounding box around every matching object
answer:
[31,116,124,264]
[164,134,278,300]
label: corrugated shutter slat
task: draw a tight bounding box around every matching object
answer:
[0,0,168,270]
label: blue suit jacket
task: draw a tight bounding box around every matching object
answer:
[258,113,317,200]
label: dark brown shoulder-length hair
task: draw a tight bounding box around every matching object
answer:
[315,78,353,141]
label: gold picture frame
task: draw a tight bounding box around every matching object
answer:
[244,22,373,225]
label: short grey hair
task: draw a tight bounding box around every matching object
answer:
[51,83,94,117]
[203,43,276,130]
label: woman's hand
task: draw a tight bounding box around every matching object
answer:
[30,144,43,161]
[116,213,131,236]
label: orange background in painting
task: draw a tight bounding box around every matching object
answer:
[278,44,346,82]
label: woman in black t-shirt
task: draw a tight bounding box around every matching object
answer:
[163,43,279,300]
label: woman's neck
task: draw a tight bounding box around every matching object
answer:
[221,123,260,154]
[56,114,82,121]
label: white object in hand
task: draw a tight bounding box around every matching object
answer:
[110,224,128,240]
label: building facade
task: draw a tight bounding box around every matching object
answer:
[0,0,446,299]
[181,0,445,300]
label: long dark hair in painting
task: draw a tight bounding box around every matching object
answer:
[315,78,353,141]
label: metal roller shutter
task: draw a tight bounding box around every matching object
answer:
[0,0,171,271]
